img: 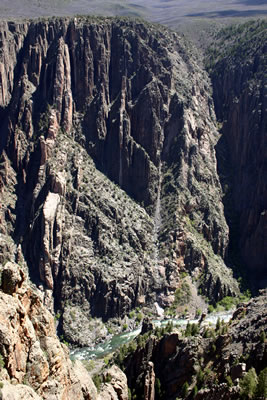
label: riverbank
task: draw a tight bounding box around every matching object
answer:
[70,310,234,361]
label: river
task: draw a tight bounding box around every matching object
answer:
[70,310,233,361]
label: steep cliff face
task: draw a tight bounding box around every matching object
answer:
[0,260,99,399]
[0,259,130,399]
[0,17,239,345]
[206,20,267,286]
[122,291,267,400]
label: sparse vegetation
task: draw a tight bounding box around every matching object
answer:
[184,322,199,337]
[55,312,61,321]
[155,377,164,399]
[259,331,266,343]
[136,312,143,323]
[207,291,251,315]
[240,368,258,399]
[192,385,198,397]
[82,359,95,372]
[181,381,189,397]
[256,367,267,399]
[225,375,233,388]
[0,354,4,369]
[92,375,102,392]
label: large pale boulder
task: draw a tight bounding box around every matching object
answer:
[0,262,98,399]
[100,365,128,400]
[0,382,42,400]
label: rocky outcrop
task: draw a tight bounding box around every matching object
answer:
[144,362,155,400]
[100,365,128,400]
[0,261,98,399]
[0,16,240,345]
[123,291,267,400]
[207,20,267,286]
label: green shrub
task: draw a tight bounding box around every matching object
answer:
[216,296,236,311]
[225,375,233,387]
[92,375,102,392]
[104,356,109,365]
[127,340,137,354]
[240,368,258,399]
[197,369,204,387]
[185,322,192,337]
[192,385,198,397]
[203,328,210,338]
[256,367,267,398]
[136,312,143,323]
[211,344,216,354]
[155,377,163,399]
[191,323,199,336]
[107,326,113,334]
[54,312,61,320]
[181,381,189,397]
[208,305,214,313]
[128,388,132,400]
[196,308,201,317]
[185,322,199,337]
[174,282,191,306]
[82,359,95,372]
[260,331,266,343]
[165,321,174,333]
[104,373,112,383]
[216,317,221,331]
[0,354,4,369]
[221,324,228,334]
[154,326,162,338]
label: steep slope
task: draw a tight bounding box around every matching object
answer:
[0,260,98,399]
[0,259,130,399]
[206,20,267,287]
[0,17,239,345]
[118,291,267,400]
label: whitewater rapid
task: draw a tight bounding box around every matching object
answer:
[70,310,234,361]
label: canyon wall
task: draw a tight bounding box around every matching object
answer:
[0,15,266,400]
[122,290,267,400]
[0,16,243,346]
[0,260,98,399]
[207,20,267,286]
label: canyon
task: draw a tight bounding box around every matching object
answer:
[0,15,266,400]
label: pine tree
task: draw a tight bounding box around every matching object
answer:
[256,367,267,399]
[240,368,258,399]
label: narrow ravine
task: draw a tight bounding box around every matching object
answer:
[119,76,126,187]
[153,161,162,265]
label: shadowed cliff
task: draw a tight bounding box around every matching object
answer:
[206,20,267,288]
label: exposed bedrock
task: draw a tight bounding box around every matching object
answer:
[0,17,239,344]
[124,291,267,400]
[208,20,267,286]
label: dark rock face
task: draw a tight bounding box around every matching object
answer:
[207,20,267,285]
[0,17,241,344]
[124,291,267,400]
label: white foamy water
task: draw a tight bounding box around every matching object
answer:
[70,310,234,360]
